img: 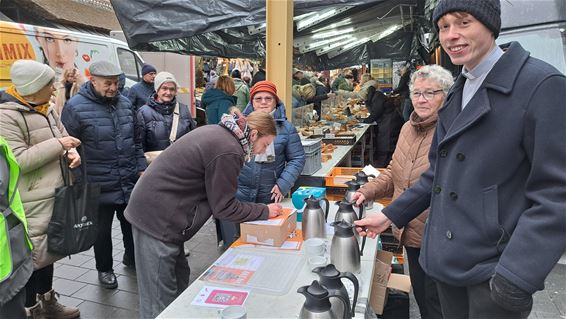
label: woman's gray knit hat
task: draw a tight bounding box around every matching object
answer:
[432,0,501,38]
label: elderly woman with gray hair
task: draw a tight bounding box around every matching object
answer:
[352,64,454,319]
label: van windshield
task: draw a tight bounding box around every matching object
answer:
[117,48,143,81]
[498,23,566,75]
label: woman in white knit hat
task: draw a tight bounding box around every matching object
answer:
[135,71,196,164]
[0,60,81,319]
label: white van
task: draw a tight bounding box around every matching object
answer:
[0,21,145,88]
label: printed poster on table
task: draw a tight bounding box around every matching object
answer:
[200,252,264,286]
[191,285,250,308]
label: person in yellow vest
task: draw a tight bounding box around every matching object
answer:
[0,136,33,318]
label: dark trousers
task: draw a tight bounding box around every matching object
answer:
[436,279,531,319]
[405,247,443,319]
[94,204,133,272]
[24,264,53,307]
[0,287,26,318]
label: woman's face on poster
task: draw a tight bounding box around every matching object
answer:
[36,28,78,71]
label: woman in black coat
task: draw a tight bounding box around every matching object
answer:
[364,85,403,167]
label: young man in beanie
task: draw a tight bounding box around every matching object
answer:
[354,0,566,318]
[127,63,157,110]
[0,60,81,318]
[62,61,147,289]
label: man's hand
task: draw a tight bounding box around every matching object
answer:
[270,185,283,203]
[58,136,81,150]
[66,151,81,169]
[267,203,282,218]
[353,212,392,238]
[351,192,366,206]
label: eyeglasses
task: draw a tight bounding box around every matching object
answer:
[253,96,274,103]
[411,90,444,101]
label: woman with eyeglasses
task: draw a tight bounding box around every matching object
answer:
[352,64,454,319]
[219,81,306,248]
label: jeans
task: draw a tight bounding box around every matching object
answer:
[94,204,133,272]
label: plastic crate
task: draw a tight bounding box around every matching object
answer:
[301,138,322,153]
[301,140,322,175]
[308,135,356,145]
[325,167,362,187]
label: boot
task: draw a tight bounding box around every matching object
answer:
[38,289,80,319]
[25,302,46,319]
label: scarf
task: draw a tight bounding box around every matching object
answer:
[5,85,50,115]
[219,113,252,161]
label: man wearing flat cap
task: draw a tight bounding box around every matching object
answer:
[62,61,147,290]
[127,63,157,110]
[354,0,566,318]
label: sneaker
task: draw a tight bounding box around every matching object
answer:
[38,289,80,319]
[98,271,118,289]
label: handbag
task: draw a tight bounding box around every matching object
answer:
[144,102,181,164]
[47,147,100,256]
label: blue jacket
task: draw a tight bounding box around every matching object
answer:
[127,80,154,111]
[236,102,305,203]
[61,82,147,206]
[383,42,566,294]
[201,88,237,124]
[136,95,196,152]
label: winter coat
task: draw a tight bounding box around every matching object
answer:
[127,80,155,111]
[365,86,403,154]
[125,125,269,244]
[233,78,250,111]
[201,88,237,124]
[236,102,305,203]
[136,95,196,152]
[382,42,566,294]
[307,83,331,117]
[358,111,437,248]
[0,136,33,304]
[0,92,69,269]
[61,82,147,206]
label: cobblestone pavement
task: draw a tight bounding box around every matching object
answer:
[52,217,565,318]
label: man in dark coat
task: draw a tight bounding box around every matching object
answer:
[62,61,147,289]
[127,63,156,110]
[354,0,566,318]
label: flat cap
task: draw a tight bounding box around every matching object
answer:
[89,61,121,77]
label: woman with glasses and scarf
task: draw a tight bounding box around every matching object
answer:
[219,81,306,248]
[353,65,454,319]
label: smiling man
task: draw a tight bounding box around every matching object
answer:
[61,61,147,290]
[354,0,566,318]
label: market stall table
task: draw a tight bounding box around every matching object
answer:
[157,199,384,319]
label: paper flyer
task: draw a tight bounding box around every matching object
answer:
[191,285,250,308]
[200,252,265,285]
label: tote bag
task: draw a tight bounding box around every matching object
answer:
[47,147,100,256]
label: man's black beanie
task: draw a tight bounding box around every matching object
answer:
[432,0,501,38]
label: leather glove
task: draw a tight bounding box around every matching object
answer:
[490,273,533,312]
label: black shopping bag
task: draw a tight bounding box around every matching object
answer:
[47,147,100,256]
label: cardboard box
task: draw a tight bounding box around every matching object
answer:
[369,250,412,315]
[239,208,297,247]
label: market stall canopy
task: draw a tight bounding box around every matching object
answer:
[110,0,429,69]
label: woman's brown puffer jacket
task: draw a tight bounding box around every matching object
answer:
[358,111,437,248]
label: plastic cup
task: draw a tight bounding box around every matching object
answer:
[221,305,247,319]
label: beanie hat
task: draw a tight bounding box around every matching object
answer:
[141,64,157,76]
[154,72,178,91]
[231,69,241,79]
[10,60,55,96]
[250,80,279,103]
[433,0,501,38]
